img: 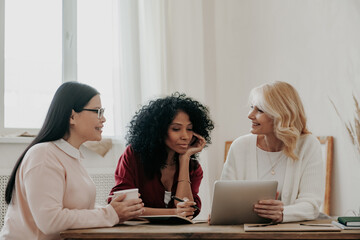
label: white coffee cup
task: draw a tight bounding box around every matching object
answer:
[112,188,139,201]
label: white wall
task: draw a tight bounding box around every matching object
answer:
[208,0,360,216]
[163,0,360,217]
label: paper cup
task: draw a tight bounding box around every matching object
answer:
[112,188,139,201]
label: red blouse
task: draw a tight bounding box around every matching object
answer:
[109,146,203,216]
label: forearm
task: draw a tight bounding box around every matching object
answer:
[142,207,176,215]
[25,165,119,234]
[40,205,118,234]
[175,156,194,201]
[283,201,320,222]
[27,182,118,233]
[283,140,324,222]
[283,166,323,222]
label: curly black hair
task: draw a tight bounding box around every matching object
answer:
[126,92,214,178]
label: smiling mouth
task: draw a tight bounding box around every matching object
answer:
[95,127,103,131]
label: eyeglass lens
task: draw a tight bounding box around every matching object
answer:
[98,108,105,118]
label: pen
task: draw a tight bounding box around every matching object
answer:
[300,223,334,227]
[172,196,200,210]
[248,223,278,227]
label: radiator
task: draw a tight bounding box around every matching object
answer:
[0,174,114,229]
[0,175,9,229]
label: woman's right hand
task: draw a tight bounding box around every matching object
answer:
[180,133,207,159]
[175,197,195,219]
[110,194,144,223]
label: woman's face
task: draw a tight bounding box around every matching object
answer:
[71,94,106,143]
[165,111,194,155]
[248,105,274,135]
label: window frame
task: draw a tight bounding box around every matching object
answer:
[0,0,77,136]
[0,0,6,135]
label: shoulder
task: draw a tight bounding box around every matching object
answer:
[190,160,202,172]
[297,134,321,151]
[120,145,141,165]
[190,160,203,178]
[25,142,58,160]
[231,134,257,149]
[296,134,322,163]
[22,142,63,171]
[123,145,136,156]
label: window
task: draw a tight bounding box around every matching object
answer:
[3,0,62,129]
[1,0,116,136]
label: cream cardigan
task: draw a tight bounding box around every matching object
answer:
[221,134,325,222]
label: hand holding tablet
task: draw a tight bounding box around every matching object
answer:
[209,180,278,225]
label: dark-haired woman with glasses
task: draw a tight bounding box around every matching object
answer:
[1,82,144,240]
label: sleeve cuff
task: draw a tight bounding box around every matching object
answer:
[105,204,120,225]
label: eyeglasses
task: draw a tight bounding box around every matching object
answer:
[82,108,105,119]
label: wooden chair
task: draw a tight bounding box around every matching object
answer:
[223,136,334,215]
[316,136,333,216]
[224,141,233,163]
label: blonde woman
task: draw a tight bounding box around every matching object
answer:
[221,81,324,223]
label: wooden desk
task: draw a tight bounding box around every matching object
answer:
[60,220,360,240]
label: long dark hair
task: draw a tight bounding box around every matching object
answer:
[5,82,99,204]
[126,92,214,178]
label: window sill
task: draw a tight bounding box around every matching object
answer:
[0,137,34,144]
[0,136,123,144]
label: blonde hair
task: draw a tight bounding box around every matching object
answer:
[249,81,310,160]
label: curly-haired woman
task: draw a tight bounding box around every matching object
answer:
[221,81,324,223]
[109,93,214,219]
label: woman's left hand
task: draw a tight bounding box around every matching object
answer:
[182,133,206,157]
[254,199,284,223]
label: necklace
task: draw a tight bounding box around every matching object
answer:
[265,151,282,175]
[263,138,283,175]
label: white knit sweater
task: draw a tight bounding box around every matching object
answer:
[221,134,325,222]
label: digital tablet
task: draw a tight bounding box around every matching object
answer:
[209,180,278,225]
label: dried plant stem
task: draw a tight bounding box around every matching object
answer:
[353,94,360,153]
[330,96,360,155]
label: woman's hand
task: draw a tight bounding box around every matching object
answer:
[175,197,196,219]
[110,194,144,223]
[180,133,206,159]
[254,199,284,223]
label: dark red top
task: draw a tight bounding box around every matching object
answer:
[109,145,203,217]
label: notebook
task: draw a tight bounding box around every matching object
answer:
[245,223,341,232]
[332,221,360,230]
[209,180,278,225]
[139,215,193,224]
